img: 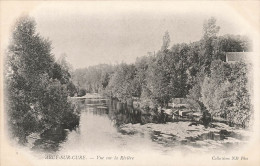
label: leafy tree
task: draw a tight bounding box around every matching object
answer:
[201,60,252,127]
[134,56,153,98]
[203,17,220,39]
[216,35,252,53]
[200,17,221,75]
[107,64,136,102]
[68,16,253,127]
[5,16,79,144]
[161,31,171,51]
[101,71,110,88]
[72,64,114,94]
[201,60,230,114]
[78,88,87,97]
[146,56,171,107]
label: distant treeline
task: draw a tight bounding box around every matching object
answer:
[73,17,253,127]
[5,16,79,144]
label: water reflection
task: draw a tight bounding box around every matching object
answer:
[108,100,142,126]
[32,126,68,153]
[29,98,248,154]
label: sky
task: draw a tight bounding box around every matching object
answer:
[27,1,254,69]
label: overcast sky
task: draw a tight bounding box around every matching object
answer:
[28,2,252,69]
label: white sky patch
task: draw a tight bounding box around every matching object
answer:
[28,1,254,69]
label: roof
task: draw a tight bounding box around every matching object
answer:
[170,98,201,110]
[174,104,189,108]
[226,52,253,62]
[171,98,188,104]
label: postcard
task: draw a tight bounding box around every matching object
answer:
[1,1,260,166]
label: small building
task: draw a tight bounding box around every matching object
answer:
[178,110,193,117]
[170,98,200,112]
[225,52,253,63]
[168,98,202,120]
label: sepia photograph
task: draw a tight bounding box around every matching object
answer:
[0,1,260,166]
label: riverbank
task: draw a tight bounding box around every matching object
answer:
[25,97,252,154]
[71,93,103,99]
[119,121,251,153]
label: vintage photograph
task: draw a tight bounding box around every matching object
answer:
[1,1,259,166]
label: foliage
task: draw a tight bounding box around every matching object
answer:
[201,60,253,127]
[78,88,87,97]
[5,16,79,144]
[161,31,171,51]
[72,64,114,93]
[71,17,252,127]
[107,64,137,102]
[203,17,220,39]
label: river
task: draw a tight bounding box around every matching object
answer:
[29,98,250,156]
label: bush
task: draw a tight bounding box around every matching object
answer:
[78,88,87,97]
[201,61,252,127]
[5,16,79,144]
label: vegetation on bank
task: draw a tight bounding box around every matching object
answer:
[73,17,253,128]
[5,16,79,144]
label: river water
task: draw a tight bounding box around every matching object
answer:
[57,99,160,154]
[30,98,249,156]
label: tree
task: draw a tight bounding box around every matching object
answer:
[146,51,172,107]
[134,56,152,98]
[107,64,136,102]
[5,16,79,144]
[201,60,229,114]
[161,31,171,51]
[78,88,87,97]
[200,17,221,75]
[101,71,110,88]
[201,60,252,127]
[203,17,220,39]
